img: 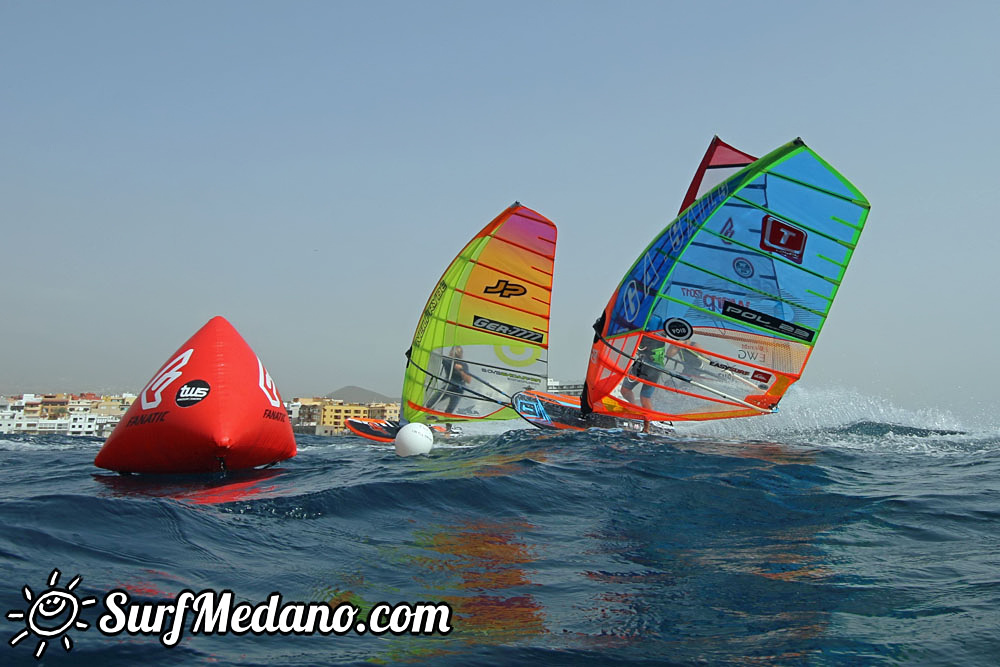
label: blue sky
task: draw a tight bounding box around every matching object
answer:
[3,1,998,421]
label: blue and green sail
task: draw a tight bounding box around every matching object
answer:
[584,138,871,422]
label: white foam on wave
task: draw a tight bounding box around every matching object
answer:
[426,420,524,450]
[676,385,999,456]
[0,435,101,452]
[451,420,530,438]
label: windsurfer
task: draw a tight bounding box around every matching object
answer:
[621,334,704,432]
[427,346,475,415]
[620,336,665,433]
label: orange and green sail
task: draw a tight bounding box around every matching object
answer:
[403,203,557,424]
[582,138,870,423]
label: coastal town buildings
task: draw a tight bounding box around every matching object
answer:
[1,381,586,438]
[548,379,584,396]
[0,392,402,438]
[289,398,400,436]
[0,393,134,438]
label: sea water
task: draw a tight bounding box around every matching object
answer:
[1,387,998,665]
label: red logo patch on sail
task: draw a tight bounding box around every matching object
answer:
[760,215,807,264]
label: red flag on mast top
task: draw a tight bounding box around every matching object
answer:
[95,316,297,474]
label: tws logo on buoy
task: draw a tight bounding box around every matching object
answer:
[175,379,211,407]
[6,569,98,659]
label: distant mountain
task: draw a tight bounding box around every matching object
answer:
[325,385,397,404]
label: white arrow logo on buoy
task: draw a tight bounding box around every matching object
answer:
[258,357,281,408]
[141,349,194,409]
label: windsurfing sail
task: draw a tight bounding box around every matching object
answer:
[402,202,557,424]
[583,138,870,423]
[679,136,757,214]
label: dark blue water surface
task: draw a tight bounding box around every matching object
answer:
[2,390,999,665]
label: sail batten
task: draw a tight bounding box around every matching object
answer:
[452,288,552,314]
[765,168,869,205]
[491,235,558,260]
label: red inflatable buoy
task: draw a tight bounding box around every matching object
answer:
[95,316,297,474]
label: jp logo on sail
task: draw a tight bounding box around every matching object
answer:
[483,279,527,298]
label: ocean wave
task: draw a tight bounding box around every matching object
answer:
[1,411,999,664]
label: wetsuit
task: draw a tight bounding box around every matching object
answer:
[427,357,470,414]
[622,339,664,400]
